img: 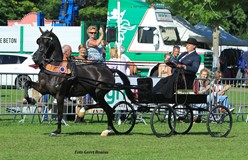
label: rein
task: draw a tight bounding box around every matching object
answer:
[174,68,188,105]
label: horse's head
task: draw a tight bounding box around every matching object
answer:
[33,27,63,66]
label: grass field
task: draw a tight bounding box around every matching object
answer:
[1,114,248,160]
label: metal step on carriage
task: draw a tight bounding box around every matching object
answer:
[111,77,233,138]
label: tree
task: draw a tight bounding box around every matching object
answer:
[0,0,108,26]
[78,0,108,23]
[0,0,39,25]
[36,0,61,20]
[159,0,247,69]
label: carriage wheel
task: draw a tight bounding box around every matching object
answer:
[206,105,232,137]
[111,101,136,135]
[150,104,176,137]
[171,104,193,134]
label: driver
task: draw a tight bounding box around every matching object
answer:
[153,38,201,98]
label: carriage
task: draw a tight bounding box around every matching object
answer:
[110,77,233,138]
[24,28,232,137]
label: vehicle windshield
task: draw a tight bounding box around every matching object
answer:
[137,26,181,45]
[159,26,181,45]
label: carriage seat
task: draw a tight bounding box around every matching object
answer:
[137,77,153,103]
[154,93,208,104]
[137,77,207,105]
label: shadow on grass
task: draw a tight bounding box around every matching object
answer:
[45,130,155,137]
[178,131,235,138]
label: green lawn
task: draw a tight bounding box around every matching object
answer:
[1,88,248,160]
[0,114,248,160]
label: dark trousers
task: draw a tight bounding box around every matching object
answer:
[153,72,196,99]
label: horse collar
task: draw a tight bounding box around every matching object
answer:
[44,60,71,74]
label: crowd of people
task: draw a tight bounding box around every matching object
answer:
[60,25,138,123]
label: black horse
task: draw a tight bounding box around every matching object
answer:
[24,28,135,136]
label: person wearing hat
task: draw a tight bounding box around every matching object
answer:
[177,38,201,74]
[153,38,201,98]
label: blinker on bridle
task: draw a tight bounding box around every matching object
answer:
[38,35,53,62]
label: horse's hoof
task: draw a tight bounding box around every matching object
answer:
[100,129,112,136]
[49,132,57,136]
[26,98,36,105]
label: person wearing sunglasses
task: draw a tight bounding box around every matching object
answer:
[86,25,105,62]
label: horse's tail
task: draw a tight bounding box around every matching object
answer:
[111,69,137,103]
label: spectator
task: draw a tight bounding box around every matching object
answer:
[107,47,119,69]
[62,44,76,80]
[86,25,105,62]
[75,44,87,62]
[193,68,211,95]
[119,46,137,76]
[170,45,180,63]
[169,45,180,74]
[213,70,234,112]
[74,96,86,123]
[193,68,213,122]
[158,53,171,77]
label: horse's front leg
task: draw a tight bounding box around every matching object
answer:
[24,80,39,105]
[50,96,64,136]
[99,99,114,136]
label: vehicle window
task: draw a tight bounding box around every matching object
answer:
[19,56,27,64]
[1,55,18,64]
[138,27,156,43]
[159,26,181,45]
[0,55,3,64]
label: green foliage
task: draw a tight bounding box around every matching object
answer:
[0,0,247,39]
[0,0,108,25]
[78,6,108,22]
[78,0,108,22]
[0,0,39,25]
[37,0,61,20]
[160,0,248,38]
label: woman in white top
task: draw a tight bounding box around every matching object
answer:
[119,46,137,75]
[213,70,233,111]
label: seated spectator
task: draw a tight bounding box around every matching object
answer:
[169,45,180,74]
[158,53,171,77]
[75,96,86,123]
[213,70,234,112]
[193,68,213,122]
[75,44,87,62]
